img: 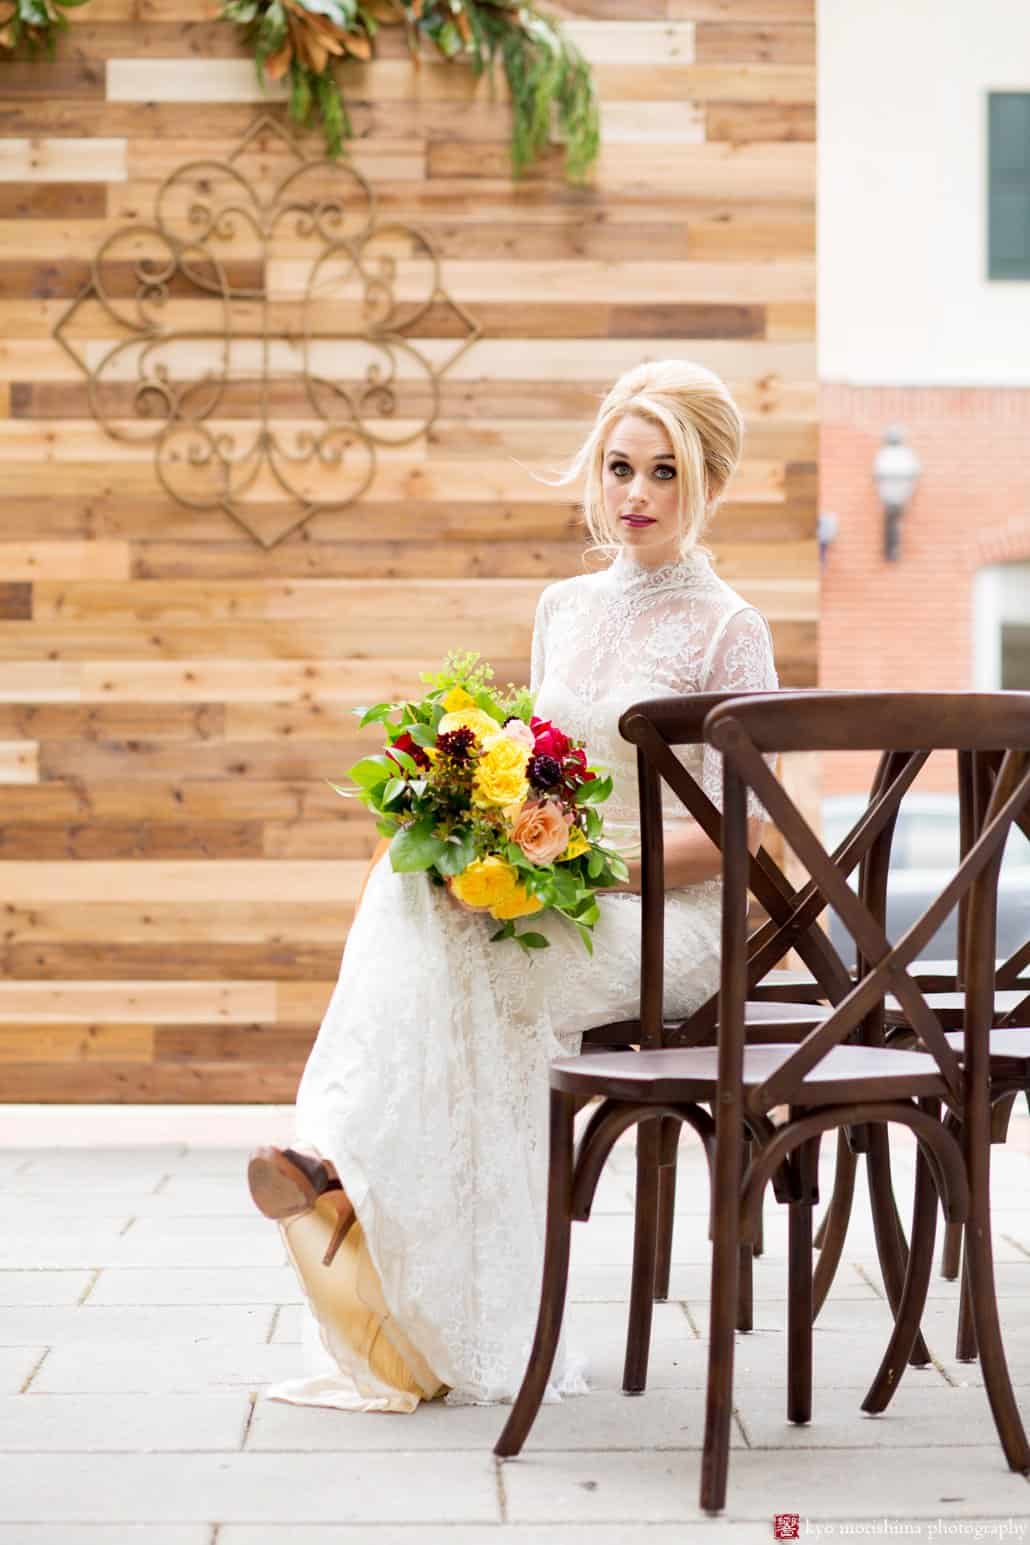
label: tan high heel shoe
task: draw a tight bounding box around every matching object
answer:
[247,1146,357,1267]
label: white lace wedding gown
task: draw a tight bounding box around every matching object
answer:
[268,546,777,1413]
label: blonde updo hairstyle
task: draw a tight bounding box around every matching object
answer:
[561,360,744,562]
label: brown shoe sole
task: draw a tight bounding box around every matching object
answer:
[247,1147,318,1221]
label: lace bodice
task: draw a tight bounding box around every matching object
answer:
[531,547,778,852]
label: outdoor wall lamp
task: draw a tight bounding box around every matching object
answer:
[873,425,921,562]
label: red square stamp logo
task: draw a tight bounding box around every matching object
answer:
[773,1517,800,1542]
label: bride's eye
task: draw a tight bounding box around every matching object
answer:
[608,460,632,477]
[654,464,676,480]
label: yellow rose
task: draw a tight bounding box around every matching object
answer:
[442,686,475,712]
[450,856,519,910]
[557,827,590,862]
[473,736,530,808]
[438,707,502,744]
[490,884,546,921]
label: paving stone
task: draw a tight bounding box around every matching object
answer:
[247,1386,737,1453]
[88,1268,301,1307]
[0,1393,250,1451]
[32,1340,302,1395]
[735,1380,1007,1449]
[0,1451,500,1523]
[101,1232,287,1269]
[0,1346,47,1393]
[0,1530,210,1545]
[0,1271,95,1307]
[0,1305,274,1346]
[218,1528,742,1545]
[501,1445,1030,1523]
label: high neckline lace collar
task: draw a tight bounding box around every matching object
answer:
[606,545,712,592]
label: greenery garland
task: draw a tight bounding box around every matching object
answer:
[0,0,89,56]
[219,0,599,180]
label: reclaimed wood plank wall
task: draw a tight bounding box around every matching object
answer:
[0,0,817,1101]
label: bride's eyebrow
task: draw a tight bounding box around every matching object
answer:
[606,449,675,461]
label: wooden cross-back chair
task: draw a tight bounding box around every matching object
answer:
[495,690,1030,1516]
[587,692,937,1372]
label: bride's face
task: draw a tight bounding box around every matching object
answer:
[602,412,684,566]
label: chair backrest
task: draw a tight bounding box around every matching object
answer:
[616,691,921,1049]
[702,691,1030,1117]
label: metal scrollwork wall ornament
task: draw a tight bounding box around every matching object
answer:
[53,116,482,549]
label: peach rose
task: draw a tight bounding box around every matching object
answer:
[511,799,572,865]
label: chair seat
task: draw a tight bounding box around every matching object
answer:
[581,998,832,1049]
[749,970,824,1003]
[885,989,1028,1030]
[551,1042,948,1106]
[943,1027,1030,1066]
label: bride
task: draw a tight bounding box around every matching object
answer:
[247,358,778,1413]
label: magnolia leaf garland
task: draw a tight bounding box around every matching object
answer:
[0,0,90,55]
[220,0,599,178]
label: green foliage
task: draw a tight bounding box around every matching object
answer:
[0,0,91,58]
[218,0,598,178]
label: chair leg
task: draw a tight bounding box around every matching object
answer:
[623,1116,660,1394]
[866,1123,932,1367]
[862,1126,940,1412]
[963,1142,1030,1471]
[787,1136,817,1424]
[699,1120,744,1515]
[494,1088,576,1458]
[955,1234,979,1362]
[737,1136,754,1334]
[941,1219,963,1280]
[654,1116,679,1302]
[812,1130,858,1320]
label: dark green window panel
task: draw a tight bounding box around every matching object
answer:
[988,92,1030,280]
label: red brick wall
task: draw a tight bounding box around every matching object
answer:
[819,384,1030,795]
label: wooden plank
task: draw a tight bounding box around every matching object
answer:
[34,739,411,783]
[0,583,31,620]
[0,542,131,581]
[0,980,278,1023]
[0,862,366,903]
[0,741,38,784]
[426,142,816,198]
[106,56,815,105]
[71,658,526,704]
[559,21,695,63]
[1,898,354,942]
[0,1025,154,1062]
[0,257,265,302]
[0,703,225,739]
[0,781,364,824]
[7,942,342,981]
[694,23,815,64]
[0,823,265,861]
[0,1060,305,1101]
[705,101,815,143]
[0,139,126,182]
[0,59,106,97]
[130,539,589,581]
[0,185,106,218]
[153,1025,316,1063]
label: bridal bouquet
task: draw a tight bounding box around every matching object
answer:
[335,652,629,953]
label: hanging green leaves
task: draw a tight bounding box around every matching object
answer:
[0,0,91,57]
[222,0,599,180]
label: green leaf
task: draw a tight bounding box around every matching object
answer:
[357,702,397,728]
[574,774,612,806]
[385,746,419,777]
[346,755,394,790]
[585,807,602,840]
[587,848,604,879]
[408,722,438,748]
[376,816,401,837]
[381,777,407,806]
[390,820,447,873]
[435,830,476,877]
[490,920,516,943]
[517,931,549,950]
[574,921,594,955]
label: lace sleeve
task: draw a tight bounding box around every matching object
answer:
[530,587,550,697]
[699,606,778,817]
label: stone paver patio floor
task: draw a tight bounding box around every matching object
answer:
[3,1105,1030,1544]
